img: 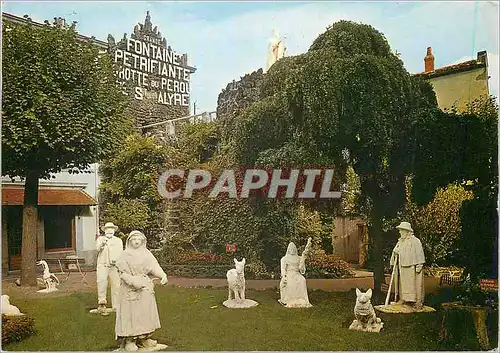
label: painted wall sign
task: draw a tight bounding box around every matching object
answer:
[107,11,194,107]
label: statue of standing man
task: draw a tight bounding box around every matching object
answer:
[389,222,425,310]
[93,222,124,315]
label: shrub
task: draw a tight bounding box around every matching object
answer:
[308,250,354,278]
[454,278,498,307]
[2,315,36,346]
[403,181,474,266]
[246,260,274,279]
[172,251,232,265]
[163,258,276,279]
[163,265,229,278]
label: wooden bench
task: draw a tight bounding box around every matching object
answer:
[43,257,89,284]
[439,270,465,287]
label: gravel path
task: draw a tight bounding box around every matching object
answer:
[2,269,441,300]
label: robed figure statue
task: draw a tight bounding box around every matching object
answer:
[389,222,425,310]
[278,237,313,308]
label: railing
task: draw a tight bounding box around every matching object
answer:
[141,111,217,137]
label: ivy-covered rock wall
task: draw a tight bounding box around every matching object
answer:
[217,68,265,140]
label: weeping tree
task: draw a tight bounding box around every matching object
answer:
[2,17,132,285]
[229,20,438,300]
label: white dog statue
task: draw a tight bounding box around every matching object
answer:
[349,288,383,333]
[36,260,59,293]
[1,295,24,316]
[223,258,258,308]
[227,258,246,302]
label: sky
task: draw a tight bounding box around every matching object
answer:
[2,1,499,114]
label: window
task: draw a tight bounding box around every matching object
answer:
[5,206,24,271]
[6,207,23,256]
[42,206,75,251]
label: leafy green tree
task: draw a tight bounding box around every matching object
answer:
[100,122,220,251]
[2,18,132,285]
[341,166,362,216]
[176,122,220,163]
[229,21,437,299]
[103,199,151,240]
[404,182,474,265]
[412,96,498,280]
[99,133,183,248]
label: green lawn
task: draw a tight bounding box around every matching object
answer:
[1,286,467,351]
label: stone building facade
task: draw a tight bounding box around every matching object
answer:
[107,11,196,129]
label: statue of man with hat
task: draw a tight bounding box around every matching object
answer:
[95,222,124,314]
[389,221,426,310]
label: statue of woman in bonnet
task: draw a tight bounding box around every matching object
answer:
[115,231,168,351]
[279,237,313,308]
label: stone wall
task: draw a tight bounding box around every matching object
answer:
[128,93,190,129]
[216,69,265,138]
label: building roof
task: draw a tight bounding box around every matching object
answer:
[2,12,196,73]
[415,51,487,80]
[2,12,108,49]
[2,187,97,206]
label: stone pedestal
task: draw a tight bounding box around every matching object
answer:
[278,299,313,308]
[89,307,115,316]
[223,299,258,308]
[114,343,168,352]
[349,319,384,333]
[374,303,436,314]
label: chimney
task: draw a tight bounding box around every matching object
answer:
[477,50,488,67]
[54,17,68,28]
[424,47,435,73]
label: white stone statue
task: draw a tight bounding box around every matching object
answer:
[114,230,168,352]
[223,258,258,308]
[374,221,436,314]
[36,260,59,293]
[349,289,383,333]
[91,222,123,315]
[387,222,425,310]
[266,28,286,72]
[1,295,24,316]
[278,237,312,308]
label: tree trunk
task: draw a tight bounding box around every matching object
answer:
[20,171,39,286]
[370,217,385,304]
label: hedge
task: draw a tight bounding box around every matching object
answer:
[159,250,354,280]
[2,314,36,346]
